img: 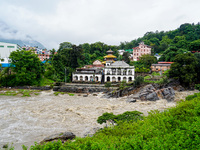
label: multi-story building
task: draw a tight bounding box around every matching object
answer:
[104,61,134,82]
[0,42,21,64]
[132,42,151,61]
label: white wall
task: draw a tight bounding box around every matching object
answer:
[0,42,19,58]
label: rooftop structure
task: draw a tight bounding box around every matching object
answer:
[102,49,117,66]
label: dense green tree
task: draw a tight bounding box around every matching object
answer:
[159,46,188,62]
[122,52,130,64]
[138,54,157,68]
[52,43,84,82]
[189,39,200,52]
[9,49,44,86]
[168,53,198,86]
[194,52,200,82]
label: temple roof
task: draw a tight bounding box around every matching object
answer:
[103,54,117,58]
[106,49,113,53]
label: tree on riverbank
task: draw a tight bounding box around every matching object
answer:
[8,50,44,86]
[168,52,198,86]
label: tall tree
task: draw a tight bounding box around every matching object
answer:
[168,53,198,86]
[138,54,157,68]
[122,52,130,64]
[9,49,44,85]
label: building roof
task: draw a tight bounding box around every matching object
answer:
[107,49,113,53]
[152,64,171,66]
[103,54,117,58]
[110,61,130,67]
[158,62,173,64]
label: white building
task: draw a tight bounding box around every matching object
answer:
[72,68,102,82]
[0,42,21,63]
[118,49,125,55]
[104,61,134,82]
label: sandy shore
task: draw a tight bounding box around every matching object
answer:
[0,90,198,149]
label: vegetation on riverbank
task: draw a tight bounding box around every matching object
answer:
[0,89,41,97]
[28,92,200,149]
[53,91,75,96]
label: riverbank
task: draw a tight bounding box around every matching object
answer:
[0,89,198,149]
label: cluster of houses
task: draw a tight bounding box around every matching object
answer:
[1,41,174,83]
[0,42,51,67]
[22,45,51,62]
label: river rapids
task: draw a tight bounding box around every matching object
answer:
[0,90,198,149]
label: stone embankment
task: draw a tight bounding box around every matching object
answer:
[53,83,118,93]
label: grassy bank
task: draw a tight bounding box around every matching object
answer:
[0,89,41,97]
[28,92,200,150]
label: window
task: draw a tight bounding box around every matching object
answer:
[7,46,15,48]
[0,45,4,48]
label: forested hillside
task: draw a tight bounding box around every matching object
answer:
[119,22,200,53]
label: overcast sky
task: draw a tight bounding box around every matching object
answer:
[0,0,199,49]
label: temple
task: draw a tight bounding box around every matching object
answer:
[72,49,134,83]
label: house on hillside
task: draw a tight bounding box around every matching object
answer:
[151,62,173,73]
[132,42,151,61]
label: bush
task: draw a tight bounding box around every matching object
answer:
[195,84,200,91]
[104,82,111,88]
[133,76,144,87]
[97,111,143,124]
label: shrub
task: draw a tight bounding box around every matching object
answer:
[105,82,111,88]
[97,111,143,124]
[195,84,200,91]
[134,76,144,87]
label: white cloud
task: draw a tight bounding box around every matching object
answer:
[0,0,200,49]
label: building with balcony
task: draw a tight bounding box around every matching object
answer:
[104,61,134,82]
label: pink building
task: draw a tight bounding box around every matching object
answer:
[132,42,151,61]
[38,54,50,61]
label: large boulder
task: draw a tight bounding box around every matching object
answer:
[139,84,159,101]
[161,87,175,101]
[40,132,75,144]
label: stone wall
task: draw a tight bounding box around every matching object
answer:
[8,86,51,90]
[53,84,117,93]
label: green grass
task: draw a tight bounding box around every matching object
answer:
[39,77,55,86]
[68,93,74,96]
[54,92,75,96]
[0,89,41,97]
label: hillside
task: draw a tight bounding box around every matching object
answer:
[119,22,200,53]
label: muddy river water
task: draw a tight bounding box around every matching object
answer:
[0,90,198,149]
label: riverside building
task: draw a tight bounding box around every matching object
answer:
[72,49,135,83]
